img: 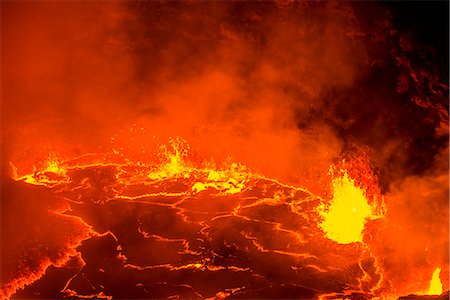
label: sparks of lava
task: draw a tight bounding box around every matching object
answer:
[317,167,379,244]
[11,153,69,187]
[147,137,191,180]
[146,137,250,195]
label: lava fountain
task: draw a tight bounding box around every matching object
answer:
[1,1,448,299]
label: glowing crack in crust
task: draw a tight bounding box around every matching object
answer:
[4,139,444,299]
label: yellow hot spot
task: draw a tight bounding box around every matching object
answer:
[319,170,373,244]
[43,154,66,175]
[428,267,443,295]
[192,182,208,193]
[18,154,68,186]
[191,166,248,195]
[148,154,187,179]
[23,175,45,186]
[148,139,190,180]
[165,151,186,175]
[191,179,245,195]
[420,267,443,295]
[46,160,62,174]
[207,170,224,181]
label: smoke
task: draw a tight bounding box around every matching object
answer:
[3,1,446,188]
[365,148,449,295]
[361,3,449,294]
[2,1,379,193]
[1,0,448,296]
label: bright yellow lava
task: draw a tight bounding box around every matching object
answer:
[45,155,65,174]
[148,138,190,180]
[318,170,373,244]
[191,163,248,195]
[12,154,68,186]
[419,267,443,295]
[145,138,249,194]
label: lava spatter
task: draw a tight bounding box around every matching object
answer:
[317,168,382,244]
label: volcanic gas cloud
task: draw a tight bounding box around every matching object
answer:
[1,1,449,299]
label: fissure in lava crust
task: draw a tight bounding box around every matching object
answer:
[1,1,449,300]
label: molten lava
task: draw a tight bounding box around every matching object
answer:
[147,138,191,180]
[318,168,379,244]
[1,1,448,299]
[428,268,444,296]
[2,140,369,298]
[420,267,443,296]
[2,137,448,299]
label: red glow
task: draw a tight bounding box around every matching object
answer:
[1,1,448,299]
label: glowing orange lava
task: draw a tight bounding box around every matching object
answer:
[2,138,449,299]
[2,1,448,299]
[318,168,381,244]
